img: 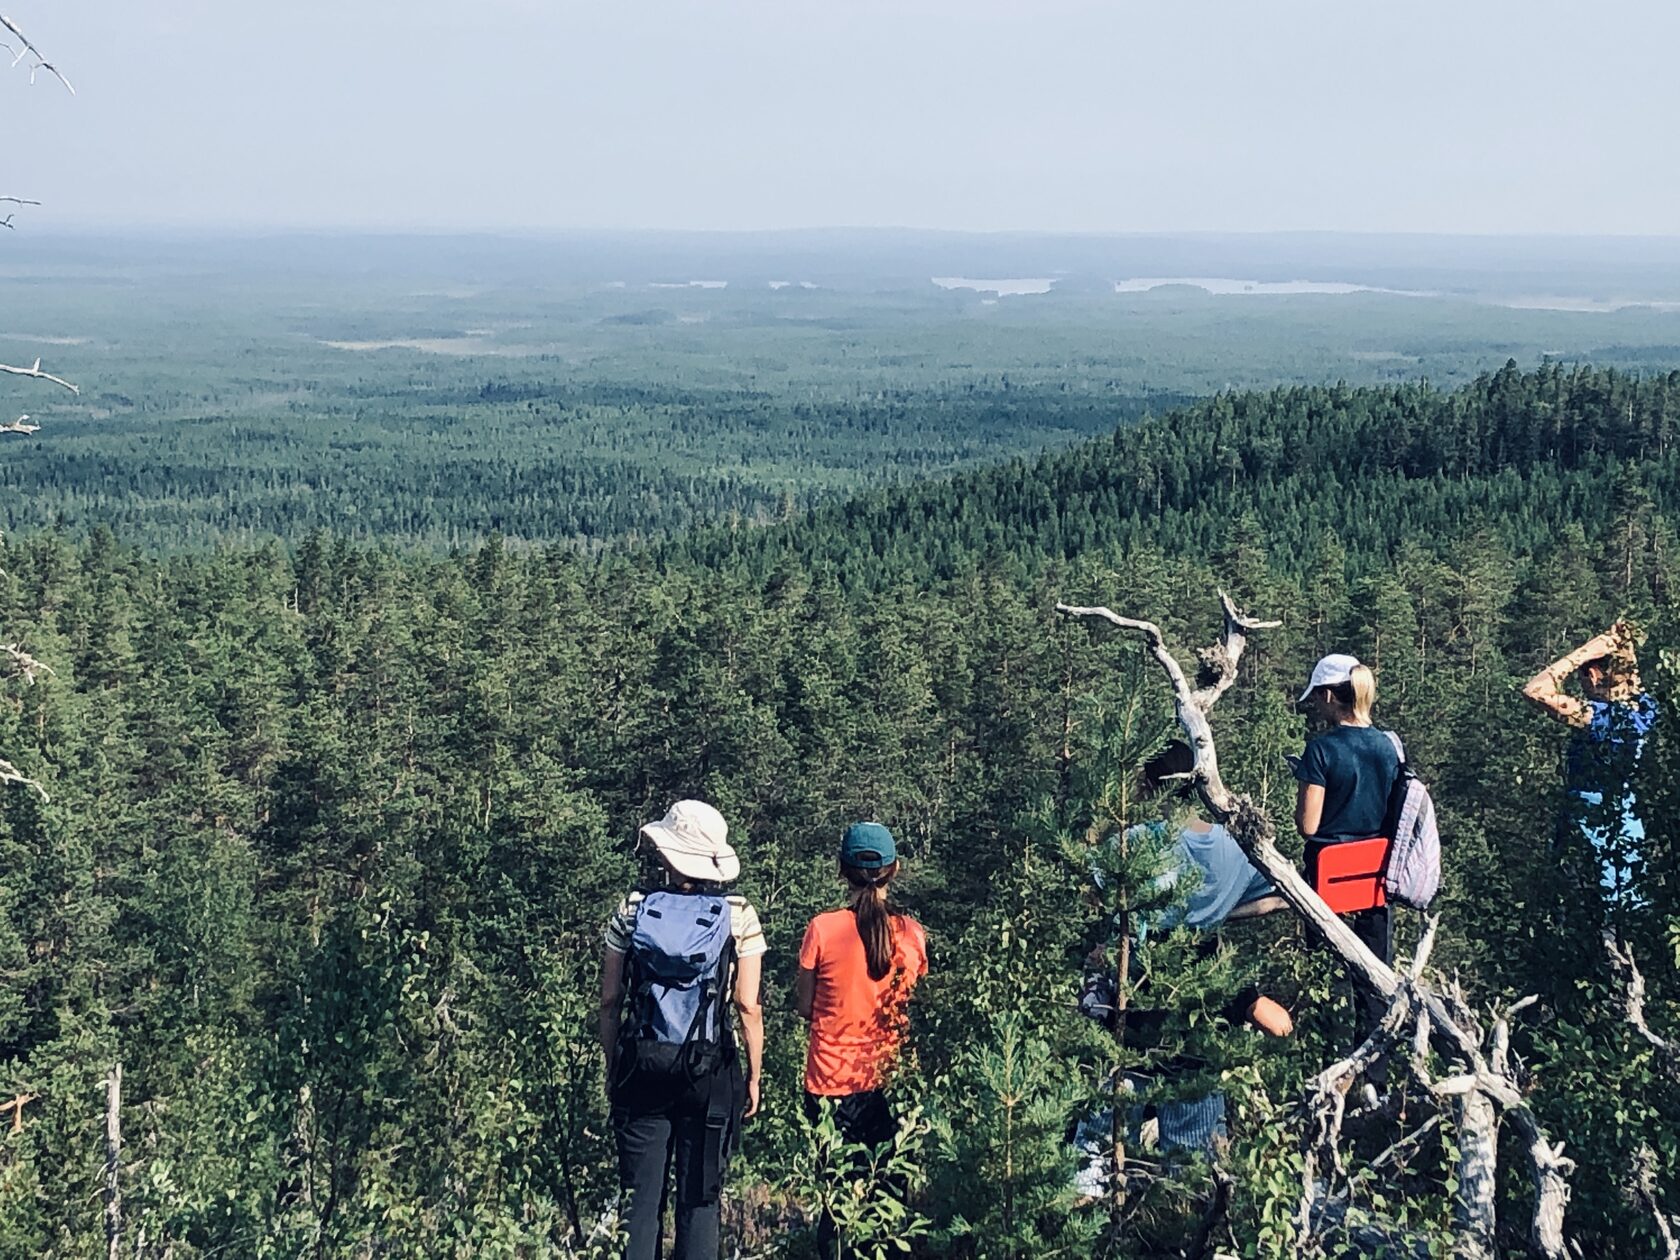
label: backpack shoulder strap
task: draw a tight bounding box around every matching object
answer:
[1382,729,1406,764]
[697,923,739,1053]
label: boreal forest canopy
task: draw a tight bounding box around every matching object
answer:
[3,352,1680,1256]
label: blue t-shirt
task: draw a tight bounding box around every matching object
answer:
[1095,820,1274,938]
[1155,822,1275,932]
[1293,725,1400,843]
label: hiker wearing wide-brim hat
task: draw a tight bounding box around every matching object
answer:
[639,798,742,884]
[599,800,764,1260]
[794,822,928,1258]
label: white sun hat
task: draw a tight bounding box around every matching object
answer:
[1298,653,1361,703]
[640,799,740,883]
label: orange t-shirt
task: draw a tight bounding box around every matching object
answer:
[799,909,928,1096]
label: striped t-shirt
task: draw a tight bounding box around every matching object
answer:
[603,891,767,959]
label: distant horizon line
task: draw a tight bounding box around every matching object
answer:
[20,223,1680,243]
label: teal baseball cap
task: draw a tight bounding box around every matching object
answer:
[840,821,897,869]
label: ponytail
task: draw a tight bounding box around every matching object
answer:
[1328,664,1377,725]
[1348,664,1376,725]
[844,861,899,981]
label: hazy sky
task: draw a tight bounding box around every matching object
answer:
[6,0,1679,234]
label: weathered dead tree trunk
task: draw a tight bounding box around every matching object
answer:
[1057,591,1574,1258]
[1605,931,1679,1082]
[105,1062,122,1260]
[1452,1088,1497,1259]
[1631,1145,1679,1260]
[1605,936,1679,1256]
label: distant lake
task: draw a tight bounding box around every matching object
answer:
[1115,277,1429,297]
[1498,295,1680,314]
[1114,276,1680,312]
[932,277,1058,296]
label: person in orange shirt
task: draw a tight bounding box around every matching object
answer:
[794,822,928,1253]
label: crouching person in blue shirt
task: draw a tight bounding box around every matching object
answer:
[1074,741,1292,1196]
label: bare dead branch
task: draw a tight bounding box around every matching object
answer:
[1055,601,1239,815]
[0,13,73,93]
[1506,1105,1574,1258]
[0,414,38,434]
[1452,1085,1499,1260]
[0,1093,35,1134]
[1605,932,1679,1081]
[1491,995,1538,1079]
[1411,1006,1432,1082]
[0,357,78,394]
[0,196,41,230]
[0,755,47,801]
[1410,916,1441,980]
[1299,985,1417,1235]
[3,643,54,682]
[1367,1112,1442,1175]
[1190,590,1283,711]
[1631,1145,1680,1260]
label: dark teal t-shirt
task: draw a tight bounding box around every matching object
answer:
[1294,725,1400,843]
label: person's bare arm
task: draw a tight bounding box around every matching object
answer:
[1522,626,1625,729]
[794,965,816,1021]
[1296,782,1325,838]
[734,953,764,1118]
[1226,894,1289,921]
[600,947,627,1086]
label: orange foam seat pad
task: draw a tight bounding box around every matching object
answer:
[1311,837,1391,914]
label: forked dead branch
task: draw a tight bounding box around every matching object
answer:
[0,357,78,395]
[0,12,73,93]
[3,643,54,683]
[0,756,46,802]
[1057,592,1573,1258]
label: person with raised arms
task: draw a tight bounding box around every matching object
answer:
[1522,619,1655,907]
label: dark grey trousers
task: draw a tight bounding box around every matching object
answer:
[613,1068,740,1260]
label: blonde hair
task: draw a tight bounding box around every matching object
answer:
[1327,664,1377,725]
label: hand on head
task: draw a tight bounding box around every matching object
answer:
[1607,618,1639,660]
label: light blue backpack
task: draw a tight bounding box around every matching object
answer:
[619,890,736,1083]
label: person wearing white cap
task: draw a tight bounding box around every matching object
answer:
[599,800,765,1260]
[1292,653,1400,968]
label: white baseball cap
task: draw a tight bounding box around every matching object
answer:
[1298,653,1361,703]
[640,799,740,883]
